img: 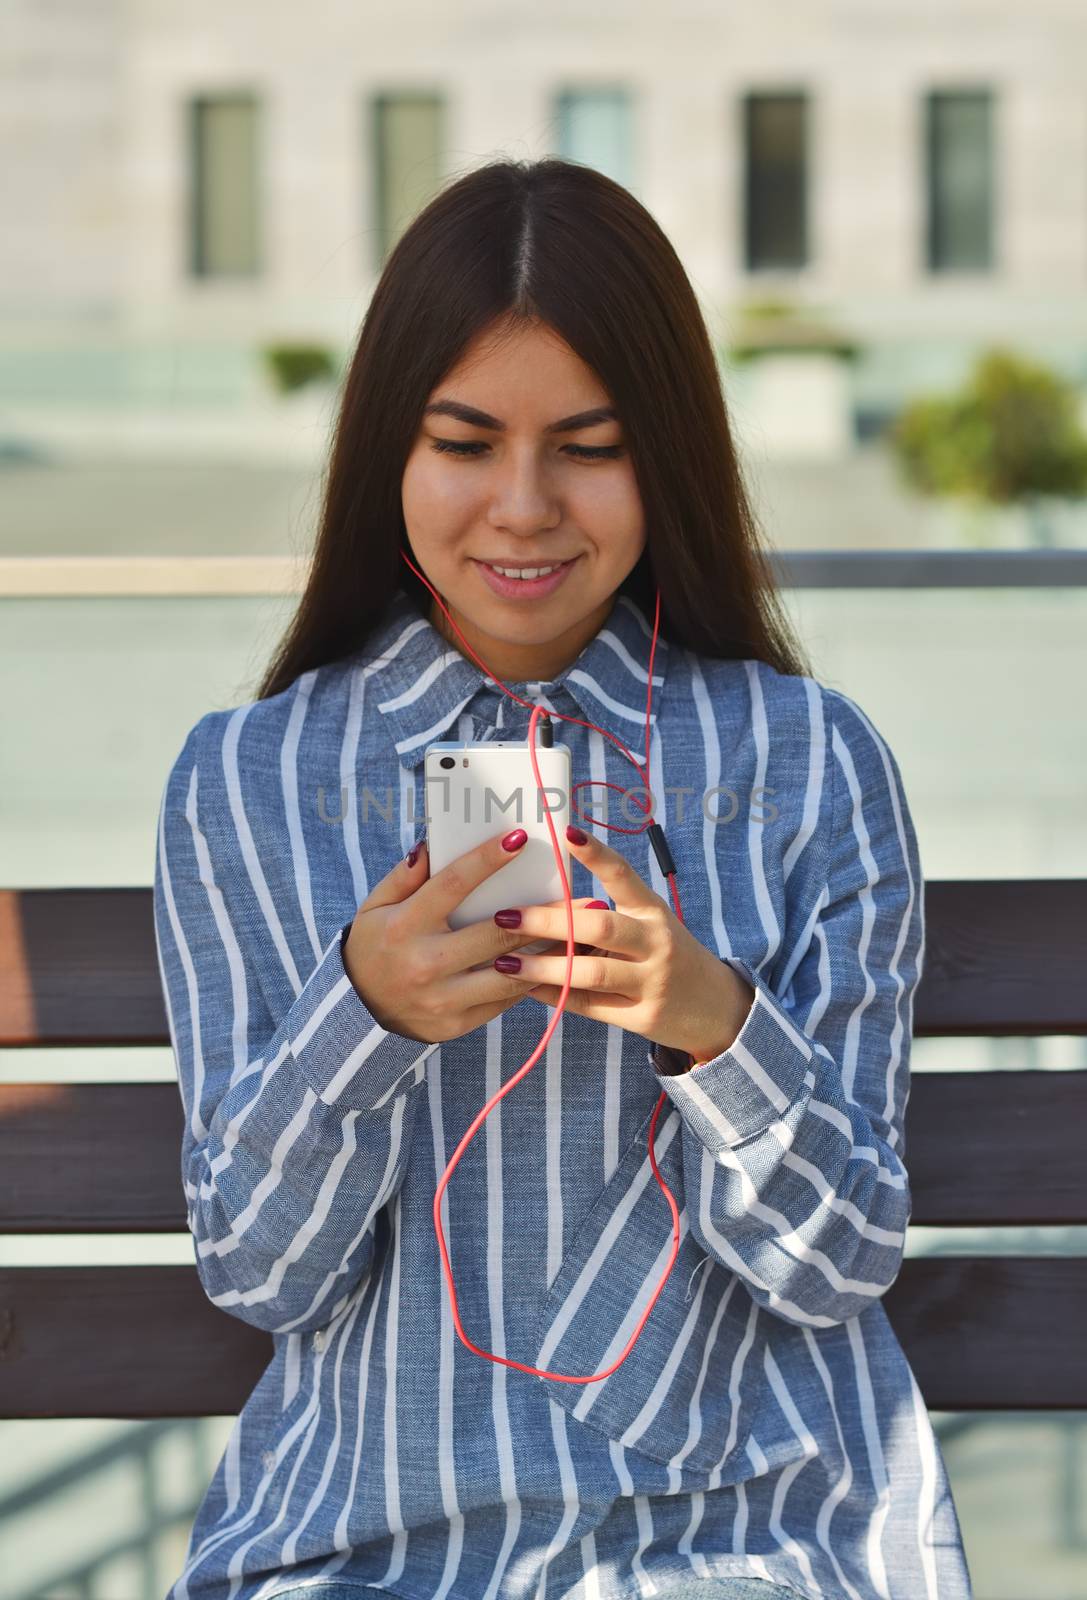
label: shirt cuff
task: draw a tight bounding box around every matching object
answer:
[286,921,439,1113]
[646,955,814,1148]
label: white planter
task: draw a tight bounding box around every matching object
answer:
[920,494,1087,548]
[730,351,853,460]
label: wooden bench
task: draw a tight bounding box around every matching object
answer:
[1,879,1085,1419]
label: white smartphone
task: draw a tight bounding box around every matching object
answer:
[424,739,574,972]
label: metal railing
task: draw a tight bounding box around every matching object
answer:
[0,1417,219,1600]
[0,547,1086,597]
[769,548,1087,587]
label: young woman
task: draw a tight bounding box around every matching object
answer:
[154,159,973,1600]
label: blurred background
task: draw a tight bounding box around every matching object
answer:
[1,0,1085,1596]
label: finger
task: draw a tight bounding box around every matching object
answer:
[563,825,667,911]
[446,896,600,976]
[490,897,600,954]
[413,826,530,930]
[492,899,647,960]
[524,984,586,1017]
[534,939,595,959]
[524,983,641,1021]
[537,893,610,955]
[493,950,639,999]
[359,837,428,912]
[531,896,601,915]
[537,894,610,912]
[523,898,601,958]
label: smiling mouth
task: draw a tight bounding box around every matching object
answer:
[471,556,582,598]
[474,558,579,571]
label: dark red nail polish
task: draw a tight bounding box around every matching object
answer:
[494,909,522,928]
[502,828,528,852]
[566,825,588,845]
[494,955,521,973]
[587,899,608,910]
[406,844,420,867]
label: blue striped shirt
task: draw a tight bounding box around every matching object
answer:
[153,586,974,1600]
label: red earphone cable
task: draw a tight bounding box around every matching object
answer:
[400,551,684,1384]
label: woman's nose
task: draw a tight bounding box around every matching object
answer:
[487,448,563,523]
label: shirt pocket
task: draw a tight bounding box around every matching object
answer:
[527,1097,768,1480]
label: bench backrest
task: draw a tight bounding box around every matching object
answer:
[1,879,1085,1418]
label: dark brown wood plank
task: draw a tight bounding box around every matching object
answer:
[2,880,1086,1048]
[1,1259,1084,1418]
[0,888,166,1047]
[3,1072,1085,1231]
[0,1267,271,1418]
[881,1256,1087,1408]
[0,1083,186,1231]
[903,1069,1087,1224]
[916,879,1087,1035]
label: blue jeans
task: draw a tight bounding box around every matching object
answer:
[266,1578,804,1599]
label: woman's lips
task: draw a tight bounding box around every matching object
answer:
[473,556,579,599]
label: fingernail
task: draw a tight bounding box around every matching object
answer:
[494,955,521,973]
[587,899,608,910]
[406,843,421,867]
[502,828,528,852]
[566,825,588,845]
[494,909,522,928]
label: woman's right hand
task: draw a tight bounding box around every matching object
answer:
[342,829,597,1044]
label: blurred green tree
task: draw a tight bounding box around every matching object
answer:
[261,342,341,394]
[890,348,1087,546]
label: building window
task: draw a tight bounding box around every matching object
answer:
[554,88,634,189]
[926,90,994,271]
[371,93,444,266]
[743,92,808,271]
[189,94,261,277]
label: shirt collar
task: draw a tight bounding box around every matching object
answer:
[358,585,672,773]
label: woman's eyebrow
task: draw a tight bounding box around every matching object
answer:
[423,399,618,434]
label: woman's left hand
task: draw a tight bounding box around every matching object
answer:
[493,827,756,1063]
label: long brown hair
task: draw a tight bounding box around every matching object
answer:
[256,157,810,701]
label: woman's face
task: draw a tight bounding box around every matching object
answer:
[401,316,647,683]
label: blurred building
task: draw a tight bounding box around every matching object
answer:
[1,0,1085,421]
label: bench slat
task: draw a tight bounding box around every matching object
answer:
[0,1259,1083,1418]
[919,879,1087,1034]
[0,888,164,1046]
[903,1068,1087,1224]
[2,1072,1085,1231]
[3,881,1086,1047]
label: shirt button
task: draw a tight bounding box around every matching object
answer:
[313,1329,326,1352]
[261,1449,276,1473]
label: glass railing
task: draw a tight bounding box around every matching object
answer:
[2,551,1085,886]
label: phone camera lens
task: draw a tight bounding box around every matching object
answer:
[439,756,455,770]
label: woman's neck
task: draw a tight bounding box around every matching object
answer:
[428,594,616,684]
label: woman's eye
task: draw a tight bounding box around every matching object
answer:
[429,439,487,456]
[428,439,623,461]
